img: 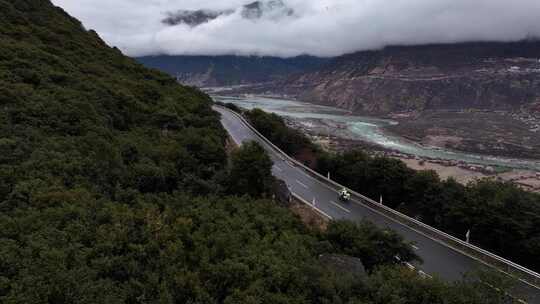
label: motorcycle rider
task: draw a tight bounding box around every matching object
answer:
[339,188,351,201]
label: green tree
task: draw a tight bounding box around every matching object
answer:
[228,141,273,197]
[245,108,315,157]
[324,220,421,271]
[365,266,510,304]
[400,170,443,223]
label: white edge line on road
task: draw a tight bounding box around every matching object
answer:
[274,165,283,172]
[296,180,309,189]
[418,270,433,279]
[229,134,242,145]
[292,192,333,220]
[412,245,420,250]
[330,200,351,213]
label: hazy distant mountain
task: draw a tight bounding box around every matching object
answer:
[162,9,233,27]
[136,55,328,87]
[162,0,295,28]
[241,0,294,20]
[257,41,540,114]
[214,40,540,159]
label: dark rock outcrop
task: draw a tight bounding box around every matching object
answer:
[163,0,295,28]
[241,0,294,20]
[272,179,292,206]
[162,9,233,27]
[319,254,367,279]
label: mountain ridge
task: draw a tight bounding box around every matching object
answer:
[235,40,540,114]
[162,0,295,28]
[136,54,329,87]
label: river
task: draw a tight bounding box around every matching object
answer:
[213,95,540,171]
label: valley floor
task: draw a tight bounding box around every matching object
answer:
[397,156,540,192]
[213,93,540,192]
[309,125,540,193]
[385,110,540,160]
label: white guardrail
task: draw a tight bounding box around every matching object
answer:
[217,105,540,289]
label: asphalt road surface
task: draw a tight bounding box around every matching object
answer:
[214,106,540,303]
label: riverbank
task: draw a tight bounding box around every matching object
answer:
[213,95,540,191]
[291,119,540,193]
[317,134,540,192]
[395,155,540,193]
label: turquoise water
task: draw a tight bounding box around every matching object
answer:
[214,95,540,171]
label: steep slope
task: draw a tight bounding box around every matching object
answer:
[136,55,328,87]
[0,0,229,196]
[278,41,540,114]
[0,0,228,198]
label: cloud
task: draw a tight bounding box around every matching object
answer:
[51,0,540,58]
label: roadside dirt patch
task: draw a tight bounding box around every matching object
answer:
[290,202,329,231]
[399,157,486,184]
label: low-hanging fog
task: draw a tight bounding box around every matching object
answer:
[51,0,540,57]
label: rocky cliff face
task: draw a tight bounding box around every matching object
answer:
[277,41,540,115]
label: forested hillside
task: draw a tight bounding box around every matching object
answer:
[0,1,514,303]
[0,0,228,200]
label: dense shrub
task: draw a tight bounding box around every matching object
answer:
[245,108,316,157]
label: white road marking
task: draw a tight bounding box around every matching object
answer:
[291,192,333,220]
[412,245,419,250]
[330,200,351,213]
[405,262,416,270]
[274,166,283,172]
[418,270,432,279]
[296,180,309,189]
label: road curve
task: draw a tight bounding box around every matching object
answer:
[214,105,540,303]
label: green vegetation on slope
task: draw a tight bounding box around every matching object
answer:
[227,141,274,197]
[0,0,228,200]
[242,106,540,272]
[0,1,514,302]
[245,108,317,157]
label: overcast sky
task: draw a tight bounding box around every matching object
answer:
[51,0,540,58]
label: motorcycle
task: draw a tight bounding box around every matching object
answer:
[338,190,351,202]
